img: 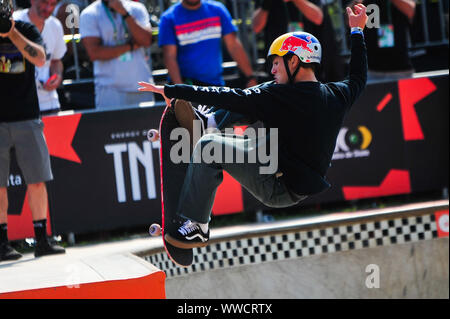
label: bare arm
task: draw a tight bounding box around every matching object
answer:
[390,0,416,21]
[108,0,152,47]
[82,36,134,61]
[288,0,323,25]
[354,0,416,21]
[0,21,45,67]
[252,7,269,33]
[123,16,152,47]
[223,33,257,87]
[162,45,183,84]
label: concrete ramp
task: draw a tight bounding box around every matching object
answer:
[140,200,449,299]
[165,237,448,299]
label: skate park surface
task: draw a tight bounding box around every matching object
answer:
[0,199,448,299]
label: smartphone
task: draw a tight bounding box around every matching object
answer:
[45,74,58,86]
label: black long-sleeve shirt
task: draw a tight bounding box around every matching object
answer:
[165,34,367,196]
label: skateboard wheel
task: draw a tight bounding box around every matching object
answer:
[147,129,159,142]
[149,223,161,236]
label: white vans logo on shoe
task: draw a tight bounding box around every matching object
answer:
[177,220,209,243]
[186,234,208,242]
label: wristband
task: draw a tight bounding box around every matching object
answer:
[351,27,364,35]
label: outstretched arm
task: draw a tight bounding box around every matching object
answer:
[138,82,172,106]
[332,4,368,106]
[137,81,271,118]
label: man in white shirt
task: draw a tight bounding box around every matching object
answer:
[13,0,67,115]
[80,0,154,109]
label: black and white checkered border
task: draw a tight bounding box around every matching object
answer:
[142,213,438,278]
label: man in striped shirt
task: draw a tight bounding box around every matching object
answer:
[158,0,257,88]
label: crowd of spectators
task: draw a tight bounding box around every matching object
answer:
[11,0,448,110]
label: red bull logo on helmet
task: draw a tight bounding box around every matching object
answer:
[268,32,321,64]
[279,34,315,54]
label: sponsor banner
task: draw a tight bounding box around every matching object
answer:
[306,75,448,205]
[6,75,449,238]
[435,210,449,238]
[46,107,163,235]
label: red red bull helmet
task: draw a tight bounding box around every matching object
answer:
[268,32,322,65]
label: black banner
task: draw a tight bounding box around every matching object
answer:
[6,75,449,238]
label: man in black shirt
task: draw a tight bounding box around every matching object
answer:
[0,0,65,261]
[138,4,368,249]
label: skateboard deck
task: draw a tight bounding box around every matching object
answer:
[149,102,195,267]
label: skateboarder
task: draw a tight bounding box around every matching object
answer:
[138,4,369,249]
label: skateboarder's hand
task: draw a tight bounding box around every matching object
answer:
[138,81,172,106]
[197,105,212,115]
[346,3,368,29]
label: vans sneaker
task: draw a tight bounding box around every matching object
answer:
[165,220,210,249]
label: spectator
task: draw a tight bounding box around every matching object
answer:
[80,0,154,109]
[0,0,65,261]
[253,0,345,82]
[14,0,67,115]
[158,0,258,130]
[252,0,289,56]
[158,0,257,87]
[287,0,346,82]
[350,0,416,82]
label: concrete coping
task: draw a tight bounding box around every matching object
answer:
[136,199,449,256]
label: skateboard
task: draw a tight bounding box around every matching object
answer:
[148,100,199,267]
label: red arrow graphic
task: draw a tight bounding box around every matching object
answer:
[42,113,82,163]
[342,169,411,200]
[398,78,436,141]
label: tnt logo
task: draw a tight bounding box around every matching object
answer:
[435,210,449,238]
